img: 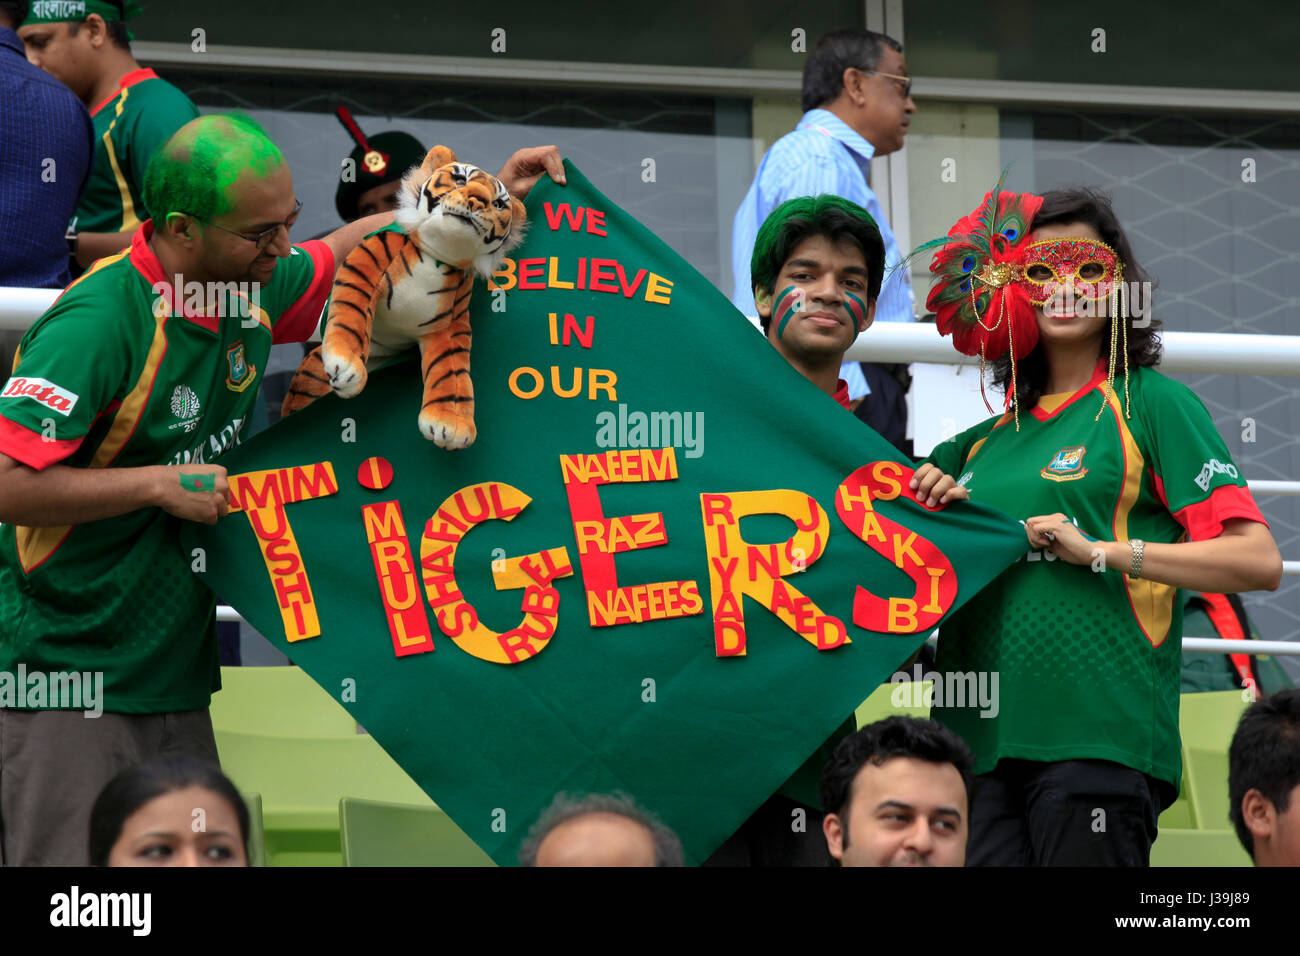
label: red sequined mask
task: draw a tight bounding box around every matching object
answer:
[1020,237,1122,306]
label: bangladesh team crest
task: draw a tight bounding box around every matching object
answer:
[1041,445,1088,482]
[226,342,256,393]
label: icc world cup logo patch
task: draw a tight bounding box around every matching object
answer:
[1041,445,1088,482]
[226,341,256,393]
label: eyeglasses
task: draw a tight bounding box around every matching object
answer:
[862,69,913,99]
[192,198,303,250]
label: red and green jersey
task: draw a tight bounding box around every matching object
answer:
[75,68,199,235]
[0,222,333,713]
[923,360,1266,791]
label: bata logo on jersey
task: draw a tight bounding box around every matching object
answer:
[168,385,202,432]
[1,376,79,416]
[1194,458,1238,491]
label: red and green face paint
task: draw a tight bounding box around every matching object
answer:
[843,289,868,329]
[773,285,805,339]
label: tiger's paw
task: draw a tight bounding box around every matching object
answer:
[321,346,368,399]
[419,411,477,449]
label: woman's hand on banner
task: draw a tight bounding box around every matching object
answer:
[909,463,970,509]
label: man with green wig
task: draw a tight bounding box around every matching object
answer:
[0,112,564,865]
[705,194,967,865]
[19,1,199,273]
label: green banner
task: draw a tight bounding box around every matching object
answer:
[187,161,1027,864]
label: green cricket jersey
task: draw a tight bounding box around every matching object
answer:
[75,68,198,235]
[923,360,1266,792]
[0,222,333,713]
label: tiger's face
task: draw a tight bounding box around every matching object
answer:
[395,146,527,276]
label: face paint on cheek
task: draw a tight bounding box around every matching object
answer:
[773,285,805,339]
[843,290,868,328]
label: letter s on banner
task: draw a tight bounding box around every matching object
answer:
[835,462,958,634]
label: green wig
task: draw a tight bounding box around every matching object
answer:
[750,195,885,332]
[143,113,284,228]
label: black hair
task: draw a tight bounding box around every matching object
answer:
[751,194,886,333]
[991,185,1162,408]
[820,716,975,849]
[518,791,684,866]
[801,28,903,113]
[1228,688,1300,860]
[88,757,250,866]
[0,1,29,29]
[67,6,131,52]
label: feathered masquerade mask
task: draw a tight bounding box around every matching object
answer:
[924,176,1131,428]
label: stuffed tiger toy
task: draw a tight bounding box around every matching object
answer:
[281,145,527,448]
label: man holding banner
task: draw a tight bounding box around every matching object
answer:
[707,194,970,865]
[0,112,562,866]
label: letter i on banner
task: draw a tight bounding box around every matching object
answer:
[358,456,435,656]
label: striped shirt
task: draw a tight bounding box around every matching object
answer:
[0,28,94,289]
[731,109,916,399]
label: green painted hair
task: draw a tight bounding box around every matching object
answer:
[143,113,284,227]
[750,195,885,332]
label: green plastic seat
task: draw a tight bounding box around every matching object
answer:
[217,729,432,866]
[243,792,266,867]
[1150,828,1252,867]
[855,681,932,729]
[211,666,357,737]
[1179,690,1249,829]
[1157,780,1195,830]
[340,798,495,867]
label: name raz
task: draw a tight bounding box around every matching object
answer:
[596,404,703,459]
[50,886,151,936]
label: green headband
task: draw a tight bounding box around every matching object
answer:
[23,1,142,26]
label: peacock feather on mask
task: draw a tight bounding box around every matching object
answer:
[925,174,1043,363]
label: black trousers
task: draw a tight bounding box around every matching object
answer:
[968,759,1168,866]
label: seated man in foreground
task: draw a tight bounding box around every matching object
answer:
[519,792,683,867]
[1229,688,1300,867]
[821,715,974,867]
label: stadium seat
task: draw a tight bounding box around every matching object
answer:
[339,798,495,867]
[211,666,357,736]
[216,729,432,866]
[855,681,932,728]
[1157,782,1195,830]
[1150,828,1251,867]
[1179,690,1249,829]
[243,792,266,867]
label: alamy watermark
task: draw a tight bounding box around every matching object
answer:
[890,663,1000,719]
[595,404,704,459]
[0,665,104,717]
[152,277,263,327]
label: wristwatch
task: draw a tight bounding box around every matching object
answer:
[1127,539,1145,579]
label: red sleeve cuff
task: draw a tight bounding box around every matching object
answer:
[0,415,83,471]
[274,240,335,344]
[1172,483,1268,541]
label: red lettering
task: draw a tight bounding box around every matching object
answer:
[588,258,619,293]
[517,257,546,289]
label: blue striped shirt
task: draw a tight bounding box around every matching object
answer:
[0,28,94,290]
[731,109,915,398]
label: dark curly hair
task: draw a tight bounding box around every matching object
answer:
[991,186,1162,408]
[820,715,975,852]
